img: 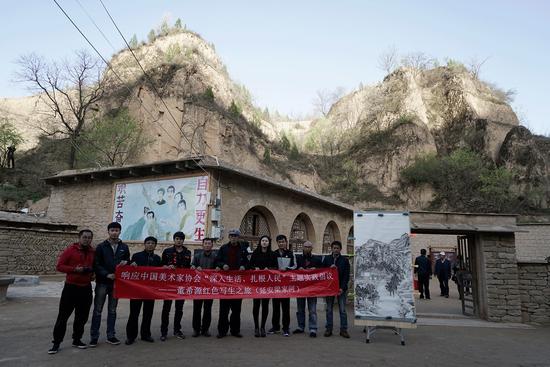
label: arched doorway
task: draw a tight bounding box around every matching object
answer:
[239,206,278,249]
[289,213,315,252]
[322,221,341,253]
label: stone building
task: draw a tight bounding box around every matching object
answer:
[44,156,354,255]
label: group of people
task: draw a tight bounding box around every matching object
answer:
[414,249,456,299]
[48,222,351,355]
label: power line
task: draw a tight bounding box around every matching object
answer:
[52,0,211,177]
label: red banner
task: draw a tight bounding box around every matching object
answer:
[114,266,339,300]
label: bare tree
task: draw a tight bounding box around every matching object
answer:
[467,56,490,79]
[401,52,435,76]
[15,50,108,168]
[377,46,399,75]
[312,87,346,117]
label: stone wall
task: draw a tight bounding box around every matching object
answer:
[515,224,550,262]
[518,262,550,324]
[479,233,522,322]
[48,180,114,240]
[0,226,78,275]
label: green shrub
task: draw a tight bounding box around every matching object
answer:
[229,101,242,118]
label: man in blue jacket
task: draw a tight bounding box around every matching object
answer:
[322,241,350,339]
[89,222,130,347]
[434,251,452,298]
[215,229,248,338]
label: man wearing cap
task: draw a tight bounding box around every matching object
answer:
[434,251,452,298]
[215,229,249,338]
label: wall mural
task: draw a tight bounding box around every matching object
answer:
[112,175,210,242]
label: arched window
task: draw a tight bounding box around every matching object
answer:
[347,226,354,255]
[289,213,315,252]
[239,206,277,249]
[322,221,341,253]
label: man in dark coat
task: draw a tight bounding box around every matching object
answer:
[90,222,130,347]
[125,236,162,345]
[414,248,432,299]
[294,241,321,338]
[215,229,249,338]
[160,231,191,341]
[434,251,452,297]
[322,241,350,339]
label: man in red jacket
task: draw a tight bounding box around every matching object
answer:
[48,230,95,355]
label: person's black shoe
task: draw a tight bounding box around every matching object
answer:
[216,333,226,339]
[192,330,200,337]
[260,328,266,337]
[201,331,211,337]
[267,327,280,334]
[231,333,243,338]
[309,332,317,338]
[293,328,304,334]
[283,329,290,337]
[340,330,350,339]
[124,339,135,345]
[254,328,260,337]
[445,295,449,298]
[426,297,431,300]
[419,295,424,299]
[160,335,167,342]
[174,331,185,339]
[141,336,154,343]
[72,340,87,349]
[88,339,98,348]
[106,337,121,345]
[48,344,60,354]
[324,330,332,337]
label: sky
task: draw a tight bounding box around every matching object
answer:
[1,0,549,133]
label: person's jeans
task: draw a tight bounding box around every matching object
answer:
[90,282,118,340]
[296,297,317,332]
[325,293,348,331]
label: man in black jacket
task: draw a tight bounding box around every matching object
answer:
[125,236,162,345]
[414,249,432,299]
[160,231,192,341]
[294,241,321,338]
[269,234,295,336]
[215,229,248,338]
[322,241,350,339]
[434,251,452,297]
[90,222,130,347]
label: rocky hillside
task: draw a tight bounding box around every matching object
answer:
[1,28,549,215]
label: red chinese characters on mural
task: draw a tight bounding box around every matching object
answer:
[193,176,209,240]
